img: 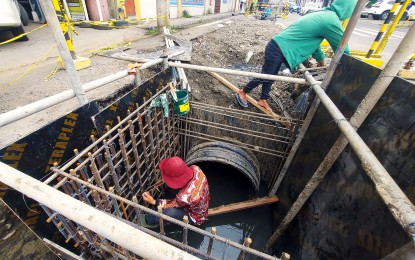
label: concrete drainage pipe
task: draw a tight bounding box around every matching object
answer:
[185,142,261,192]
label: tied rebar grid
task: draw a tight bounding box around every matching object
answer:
[42,94,280,260]
[178,101,301,187]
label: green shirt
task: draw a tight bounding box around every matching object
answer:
[273,0,357,70]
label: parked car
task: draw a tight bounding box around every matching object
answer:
[361,0,413,20]
[290,3,301,13]
[0,0,29,41]
[300,2,319,16]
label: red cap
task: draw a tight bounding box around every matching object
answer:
[159,157,193,189]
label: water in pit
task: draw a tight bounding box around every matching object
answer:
[161,162,275,259]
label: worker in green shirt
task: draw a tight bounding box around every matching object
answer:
[236,0,357,113]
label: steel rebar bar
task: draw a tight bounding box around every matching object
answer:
[128,121,144,192]
[183,216,189,245]
[207,227,216,256]
[237,237,252,260]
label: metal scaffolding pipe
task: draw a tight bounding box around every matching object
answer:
[0,51,184,128]
[39,0,88,106]
[269,0,367,195]
[0,162,199,260]
[310,71,415,236]
[266,23,415,250]
[0,70,129,128]
[168,62,314,85]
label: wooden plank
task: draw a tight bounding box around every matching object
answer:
[208,72,291,128]
[208,196,279,216]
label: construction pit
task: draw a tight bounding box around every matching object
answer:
[1,17,415,260]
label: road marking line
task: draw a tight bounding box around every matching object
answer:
[352,31,370,37]
[354,28,403,39]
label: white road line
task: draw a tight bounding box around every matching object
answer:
[353,28,402,39]
[356,27,406,38]
[352,31,370,37]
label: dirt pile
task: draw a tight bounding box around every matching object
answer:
[186,16,304,118]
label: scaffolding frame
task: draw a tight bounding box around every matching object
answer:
[36,87,284,259]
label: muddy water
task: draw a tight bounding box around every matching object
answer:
[163,162,275,259]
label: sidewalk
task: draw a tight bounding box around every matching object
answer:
[0,12,236,73]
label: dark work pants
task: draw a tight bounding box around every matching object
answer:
[145,207,194,225]
[243,40,288,100]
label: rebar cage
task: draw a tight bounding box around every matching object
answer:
[179,101,301,187]
[43,87,297,259]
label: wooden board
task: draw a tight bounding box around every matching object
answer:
[208,72,291,128]
[208,196,279,216]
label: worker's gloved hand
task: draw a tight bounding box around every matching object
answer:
[142,192,156,205]
[317,60,325,67]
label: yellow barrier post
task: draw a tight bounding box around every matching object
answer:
[178,0,182,17]
[134,0,141,20]
[366,0,401,58]
[52,0,91,70]
[374,0,411,55]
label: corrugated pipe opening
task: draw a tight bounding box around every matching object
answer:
[185,141,261,192]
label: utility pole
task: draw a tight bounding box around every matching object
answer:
[156,0,169,31]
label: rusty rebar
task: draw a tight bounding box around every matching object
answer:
[145,113,158,187]
[103,141,122,194]
[69,169,91,204]
[117,128,135,196]
[237,237,252,260]
[137,113,153,185]
[110,186,123,218]
[158,205,165,236]
[89,153,112,210]
[183,216,189,245]
[128,120,144,193]
[152,109,162,165]
[207,227,216,256]
[41,205,70,241]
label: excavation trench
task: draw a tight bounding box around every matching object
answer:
[185,141,261,192]
[1,55,415,259]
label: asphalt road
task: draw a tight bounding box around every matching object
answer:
[349,17,412,67]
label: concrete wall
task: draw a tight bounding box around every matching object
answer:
[139,0,157,19]
[137,0,238,19]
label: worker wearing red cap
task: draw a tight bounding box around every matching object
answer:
[142,156,210,226]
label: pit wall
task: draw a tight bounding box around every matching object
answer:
[274,55,415,259]
[0,69,173,247]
